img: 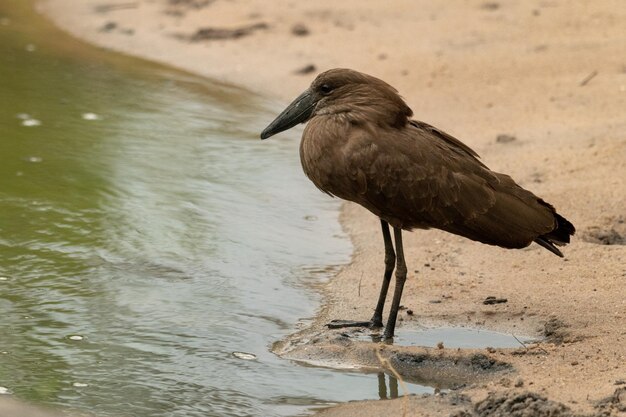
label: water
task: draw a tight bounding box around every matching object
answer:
[382,327,533,349]
[0,3,534,416]
[0,2,422,417]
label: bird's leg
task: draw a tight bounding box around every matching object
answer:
[370,220,395,327]
[327,220,395,330]
[383,227,407,340]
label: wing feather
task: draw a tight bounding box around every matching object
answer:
[341,121,557,249]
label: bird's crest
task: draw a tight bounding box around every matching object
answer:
[311,69,413,128]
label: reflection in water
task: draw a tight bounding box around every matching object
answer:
[377,373,399,400]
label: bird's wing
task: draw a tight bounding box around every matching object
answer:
[342,124,488,224]
[343,122,557,248]
[408,120,483,161]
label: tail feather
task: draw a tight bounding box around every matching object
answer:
[534,237,564,257]
[534,213,576,257]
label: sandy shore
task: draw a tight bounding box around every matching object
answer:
[39,0,626,415]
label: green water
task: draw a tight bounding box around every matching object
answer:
[0,2,412,416]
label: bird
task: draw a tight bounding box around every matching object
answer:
[260,68,575,340]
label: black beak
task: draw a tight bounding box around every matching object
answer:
[260,89,317,139]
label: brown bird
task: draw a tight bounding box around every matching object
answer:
[260,68,575,339]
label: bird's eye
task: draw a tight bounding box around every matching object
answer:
[320,84,333,95]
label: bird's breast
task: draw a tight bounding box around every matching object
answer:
[299,116,354,198]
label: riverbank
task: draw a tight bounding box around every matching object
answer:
[39,1,626,416]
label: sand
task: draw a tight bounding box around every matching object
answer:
[38,0,626,416]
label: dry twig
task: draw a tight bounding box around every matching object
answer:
[375,349,409,417]
[579,70,598,86]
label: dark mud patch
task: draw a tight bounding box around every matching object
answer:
[94,3,138,14]
[99,21,117,32]
[455,388,626,417]
[390,352,512,388]
[277,330,515,391]
[495,133,516,143]
[480,2,501,11]
[583,228,626,245]
[168,0,214,8]
[164,1,214,17]
[98,21,134,35]
[295,64,317,75]
[291,23,310,36]
[595,387,626,415]
[183,23,269,42]
[469,391,581,417]
[583,216,626,245]
[483,296,508,305]
[542,317,570,344]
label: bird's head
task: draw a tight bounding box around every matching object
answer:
[260,68,413,139]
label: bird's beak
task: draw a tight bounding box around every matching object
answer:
[260,89,317,139]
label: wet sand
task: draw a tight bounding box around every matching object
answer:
[39,1,626,416]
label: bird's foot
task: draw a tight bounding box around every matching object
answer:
[326,319,384,329]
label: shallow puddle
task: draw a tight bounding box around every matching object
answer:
[305,326,536,391]
[359,326,535,349]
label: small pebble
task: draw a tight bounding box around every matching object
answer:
[483,296,508,305]
[291,23,310,36]
[496,134,516,143]
[22,119,41,127]
[100,21,117,32]
[436,341,444,349]
[295,64,316,75]
[82,112,100,121]
[232,351,256,360]
[515,378,524,387]
[481,2,500,10]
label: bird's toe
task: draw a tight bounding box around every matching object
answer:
[326,319,373,329]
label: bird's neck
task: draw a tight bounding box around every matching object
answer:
[317,94,412,129]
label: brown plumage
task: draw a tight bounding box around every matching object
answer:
[261,68,575,339]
